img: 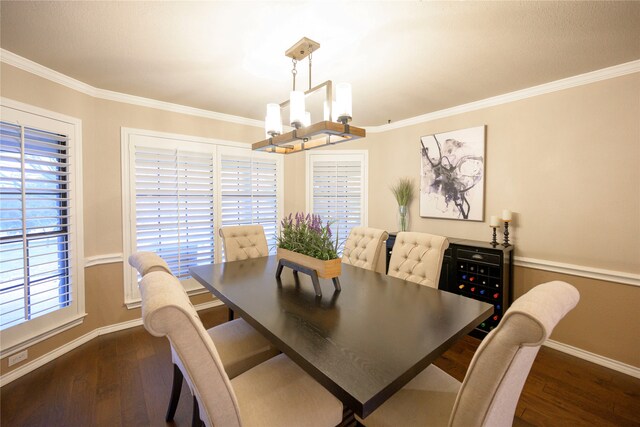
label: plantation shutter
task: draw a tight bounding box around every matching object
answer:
[134,146,215,279]
[0,122,72,329]
[220,153,279,256]
[308,153,366,254]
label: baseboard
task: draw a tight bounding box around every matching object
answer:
[0,329,98,387]
[544,339,640,379]
[0,299,225,387]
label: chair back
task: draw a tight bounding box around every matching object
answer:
[219,225,269,261]
[449,281,580,427]
[128,251,172,276]
[140,271,242,427]
[342,227,389,274]
[387,232,449,287]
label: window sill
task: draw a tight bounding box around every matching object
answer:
[0,313,88,358]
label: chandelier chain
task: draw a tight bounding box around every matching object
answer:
[308,45,313,90]
[291,58,297,91]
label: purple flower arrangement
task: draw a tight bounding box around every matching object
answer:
[277,212,338,260]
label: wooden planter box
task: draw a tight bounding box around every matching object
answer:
[277,248,341,279]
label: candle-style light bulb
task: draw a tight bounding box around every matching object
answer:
[336,83,352,124]
[265,103,282,137]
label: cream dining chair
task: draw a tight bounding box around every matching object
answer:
[356,281,580,427]
[139,270,343,427]
[219,224,270,261]
[128,252,279,425]
[219,224,270,320]
[341,226,389,274]
[387,231,449,288]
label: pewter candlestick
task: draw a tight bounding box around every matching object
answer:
[490,226,498,246]
[503,220,511,246]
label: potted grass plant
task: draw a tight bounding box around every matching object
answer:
[277,212,341,279]
[390,177,415,232]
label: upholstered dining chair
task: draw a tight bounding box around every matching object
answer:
[219,224,270,321]
[219,224,270,261]
[387,231,449,288]
[356,280,580,427]
[342,226,389,274]
[140,270,343,427]
[128,252,279,425]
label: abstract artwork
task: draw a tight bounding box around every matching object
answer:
[420,125,485,221]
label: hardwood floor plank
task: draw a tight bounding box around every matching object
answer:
[519,393,621,427]
[94,337,123,426]
[46,347,81,426]
[118,343,151,426]
[139,351,173,425]
[68,337,99,426]
[1,305,638,427]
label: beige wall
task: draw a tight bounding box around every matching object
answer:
[1,63,638,377]
[284,73,640,366]
[0,63,264,376]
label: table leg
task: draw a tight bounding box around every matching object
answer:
[332,277,341,292]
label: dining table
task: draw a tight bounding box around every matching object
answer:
[190,255,493,419]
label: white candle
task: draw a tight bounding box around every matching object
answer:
[490,216,499,227]
[502,209,512,221]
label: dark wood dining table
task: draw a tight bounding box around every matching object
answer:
[190,256,493,419]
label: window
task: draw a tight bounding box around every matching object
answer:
[133,146,215,280]
[306,151,368,254]
[0,100,84,354]
[220,148,280,258]
[122,130,283,307]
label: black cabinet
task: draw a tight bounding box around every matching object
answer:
[386,234,513,339]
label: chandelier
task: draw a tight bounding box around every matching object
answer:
[252,37,366,154]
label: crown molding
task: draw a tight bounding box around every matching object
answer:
[0,49,264,129]
[365,59,640,133]
[3,48,638,135]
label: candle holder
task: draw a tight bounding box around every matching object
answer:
[503,220,511,246]
[490,226,498,246]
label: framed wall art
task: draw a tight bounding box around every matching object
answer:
[420,125,485,221]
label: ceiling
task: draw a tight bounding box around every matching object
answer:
[1,1,639,127]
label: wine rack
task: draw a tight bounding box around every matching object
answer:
[386,235,513,338]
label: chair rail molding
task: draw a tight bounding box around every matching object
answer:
[83,252,639,287]
[514,256,640,287]
[84,253,124,267]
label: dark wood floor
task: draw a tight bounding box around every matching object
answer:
[1,305,638,426]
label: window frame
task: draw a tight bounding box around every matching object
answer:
[305,150,369,252]
[0,98,85,357]
[121,128,283,308]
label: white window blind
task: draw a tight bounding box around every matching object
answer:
[307,152,368,254]
[134,146,215,279]
[0,122,73,330]
[122,129,283,308]
[220,153,280,256]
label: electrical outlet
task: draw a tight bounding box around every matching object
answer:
[8,350,28,367]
